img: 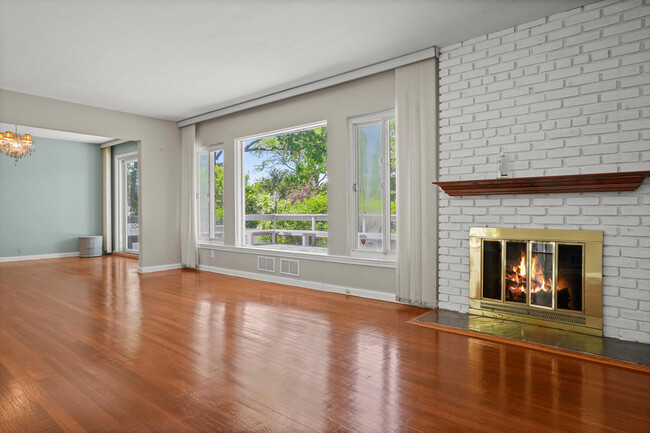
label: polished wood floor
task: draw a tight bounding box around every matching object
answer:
[1,256,649,433]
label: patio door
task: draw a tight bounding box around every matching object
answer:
[115,152,139,254]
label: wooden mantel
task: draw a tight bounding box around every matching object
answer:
[432,171,650,196]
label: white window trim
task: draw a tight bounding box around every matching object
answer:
[197,243,396,269]
[235,120,328,248]
[196,143,225,244]
[114,151,138,254]
[348,109,396,259]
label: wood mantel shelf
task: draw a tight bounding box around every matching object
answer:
[433,171,650,196]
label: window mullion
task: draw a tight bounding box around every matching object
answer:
[382,118,390,254]
[354,124,360,250]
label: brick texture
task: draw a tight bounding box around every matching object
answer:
[438,0,650,343]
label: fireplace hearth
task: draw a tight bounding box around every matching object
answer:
[469,227,603,336]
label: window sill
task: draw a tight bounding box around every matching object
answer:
[198,239,224,245]
[197,243,396,268]
[350,249,396,260]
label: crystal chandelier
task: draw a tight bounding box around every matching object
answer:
[0,126,34,163]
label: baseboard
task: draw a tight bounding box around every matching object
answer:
[198,264,397,303]
[0,252,80,263]
[137,263,182,273]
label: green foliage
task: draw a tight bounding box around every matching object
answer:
[244,127,328,246]
[214,162,224,224]
[127,162,138,216]
[389,119,397,234]
[246,127,327,197]
[356,120,397,236]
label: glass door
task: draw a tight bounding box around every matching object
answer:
[116,153,139,254]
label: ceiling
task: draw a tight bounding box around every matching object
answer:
[0,0,594,122]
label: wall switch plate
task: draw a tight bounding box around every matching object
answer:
[210,250,215,258]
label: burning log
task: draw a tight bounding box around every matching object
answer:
[531,291,553,307]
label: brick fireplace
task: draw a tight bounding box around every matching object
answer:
[437,0,650,344]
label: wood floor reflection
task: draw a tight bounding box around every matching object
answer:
[1,256,649,432]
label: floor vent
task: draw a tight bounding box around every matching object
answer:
[257,256,275,273]
[280,259,299,276]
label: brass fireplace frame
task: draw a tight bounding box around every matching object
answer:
[469,227,603,336]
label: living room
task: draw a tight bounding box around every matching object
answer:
[0,0,648,431]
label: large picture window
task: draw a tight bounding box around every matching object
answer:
[238,122,327,252]
[350,111,396,255]
[197,145,224,242]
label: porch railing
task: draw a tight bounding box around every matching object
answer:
[242,213,396,247]
[244,213,327,247]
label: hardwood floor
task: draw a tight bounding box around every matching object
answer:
[0,256,648,433]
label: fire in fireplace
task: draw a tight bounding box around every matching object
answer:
[469,228,603,336]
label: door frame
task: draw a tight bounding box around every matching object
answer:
[114,151,139,254]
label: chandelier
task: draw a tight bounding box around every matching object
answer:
[0,126,34,163]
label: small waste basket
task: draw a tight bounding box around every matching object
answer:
[79,236,103,257]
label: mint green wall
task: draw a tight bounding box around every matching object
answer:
[112,141,138,158]
[0,137,102,257]
[111,141,138,251]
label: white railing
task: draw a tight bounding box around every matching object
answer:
[244,213,396,247]
[245,213,327,246]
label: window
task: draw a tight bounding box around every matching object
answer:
[197,145,224,242]
[237,121,327,252]
[350,111,396,255]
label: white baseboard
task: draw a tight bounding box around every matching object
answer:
[137,263,182,273]
[198,264,397,303]
[0,252,80,263]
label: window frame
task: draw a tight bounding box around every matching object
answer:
[234,120,328,249]
[196,143,225,244]
[348,109,396,258]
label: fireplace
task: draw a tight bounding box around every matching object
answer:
[469,227,603,336]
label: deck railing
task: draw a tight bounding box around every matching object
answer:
[242,213,396,247]
[244,213,327,246]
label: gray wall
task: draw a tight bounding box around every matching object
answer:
[0,89,182,269]
[0,137,102,257]
[196,71,398,294]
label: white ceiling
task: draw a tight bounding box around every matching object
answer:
[0,123,113,144]
[0,0,594,122]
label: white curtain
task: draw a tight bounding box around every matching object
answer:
[395,58,439,307]
[180,124,198,267]
[102,147,112,253]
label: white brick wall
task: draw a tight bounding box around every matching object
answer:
[438,0,650,343]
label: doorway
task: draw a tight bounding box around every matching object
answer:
[115,152,139,254]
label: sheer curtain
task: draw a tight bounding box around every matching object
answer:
[180,124,198,267]
[395,58,439,307]
[102,147,112,253]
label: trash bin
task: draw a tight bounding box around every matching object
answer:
[79,236,103,257]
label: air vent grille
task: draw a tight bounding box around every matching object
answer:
[480,301,587,325]
[257,256,275,273]
[280,259,299,276]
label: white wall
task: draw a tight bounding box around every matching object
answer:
[0,90,182,269]
[437,0,650,343]
[196,71,398,294]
